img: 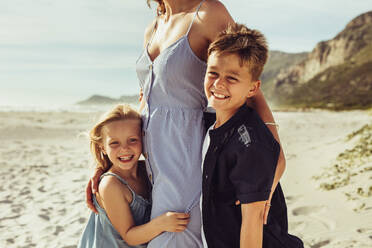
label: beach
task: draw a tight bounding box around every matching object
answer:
[0,108,371,248]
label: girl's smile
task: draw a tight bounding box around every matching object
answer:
[101,119,142,173]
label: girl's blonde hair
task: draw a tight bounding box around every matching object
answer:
[90,104,142,172]
[147,0,165,16]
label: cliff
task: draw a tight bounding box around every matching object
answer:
[271,11,372,110]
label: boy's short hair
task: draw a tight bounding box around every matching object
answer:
[208,23,268,81]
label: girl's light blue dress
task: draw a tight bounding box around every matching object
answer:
[78,172,151,248]
[136,1,207,247]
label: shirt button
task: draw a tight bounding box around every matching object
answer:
[205,174,208,179]
[149,64,153,70]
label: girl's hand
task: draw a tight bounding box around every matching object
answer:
[156,212,190,233]
[85,167,103,213]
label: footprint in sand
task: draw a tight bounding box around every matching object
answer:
[0,215,21,221]
[288,221,306,232]
[6,238,15,244]
[357,228,372,234]
[292,205,325,216]
[310,240,331,248]
[53,225,64,236]
[38,214,50,221]
[78,217,86,224]
[285,195,303,204]
[292,205,336,230]
[38,186,46,193]
[19,187,31,196]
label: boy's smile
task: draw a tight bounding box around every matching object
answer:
[204,52,260,126]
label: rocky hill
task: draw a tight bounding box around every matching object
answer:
[270,11,372,110]
[260,50,308,96]
[77,94,139,105]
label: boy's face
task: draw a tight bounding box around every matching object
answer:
[204,52,260,115]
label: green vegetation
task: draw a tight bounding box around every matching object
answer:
[313,124,372,211]
[260,51,308,97]
[261,51,308,84]
[275,60,372,110]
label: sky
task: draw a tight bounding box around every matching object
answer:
[0,0,371,107]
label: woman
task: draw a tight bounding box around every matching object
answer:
[87,1,285,247]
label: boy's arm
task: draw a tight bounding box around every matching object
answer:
[240,201,266,248]
[98,177,189,246]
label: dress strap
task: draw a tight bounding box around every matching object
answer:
[186,0,205,36]
[101,172,136,198]
[147,19,158,48]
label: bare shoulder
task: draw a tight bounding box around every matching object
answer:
[143,19,157,48]
[98,176,132,204]
[199,0,234,41]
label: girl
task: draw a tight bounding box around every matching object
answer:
[79,104,190,248]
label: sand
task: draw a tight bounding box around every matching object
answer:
[0,109,371,248]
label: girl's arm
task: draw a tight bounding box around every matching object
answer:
[248,89,286,223]
[240,201,266,248]
[98,177,189,246]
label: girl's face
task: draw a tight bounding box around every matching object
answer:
[101,119,142,171]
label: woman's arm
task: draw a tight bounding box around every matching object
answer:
[98,177,190,246]
[202,1,234,46]
[240,201,266,248]
[138,91,145,113]
[248,89,278,139]
[248,89,286,223]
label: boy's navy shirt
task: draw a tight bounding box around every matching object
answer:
[202,104,303,248]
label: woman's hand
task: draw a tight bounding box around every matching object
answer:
[155,212,190,233]
[139,88,143,102]
[263,201,271,225]
[85,167,103,213]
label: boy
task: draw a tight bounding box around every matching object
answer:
[201,23,304,248]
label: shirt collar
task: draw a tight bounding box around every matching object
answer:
[209,104,252,139]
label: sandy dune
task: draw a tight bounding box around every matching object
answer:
[0,109,371,248]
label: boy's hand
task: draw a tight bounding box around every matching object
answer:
[235,200,271,224]
[157,212,190,233]
[85,167,103,213]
